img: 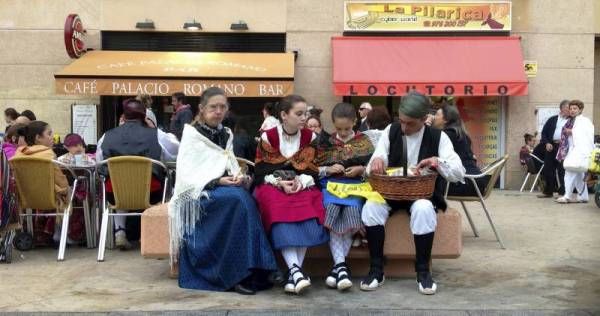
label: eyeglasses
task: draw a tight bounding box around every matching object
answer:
[205,103,228,112]
[359,107,369,111]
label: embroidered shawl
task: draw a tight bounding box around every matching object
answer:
[168,124,241,267]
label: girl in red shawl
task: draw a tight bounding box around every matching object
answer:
[254,95,329,295]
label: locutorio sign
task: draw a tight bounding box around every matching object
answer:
[344,1,511,32]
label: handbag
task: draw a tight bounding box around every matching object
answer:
[563,152,589,172]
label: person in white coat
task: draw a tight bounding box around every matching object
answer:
[556,100,595,203]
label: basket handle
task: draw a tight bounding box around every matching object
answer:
[401,135,408,177]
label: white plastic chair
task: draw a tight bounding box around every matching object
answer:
[520,153,545,193]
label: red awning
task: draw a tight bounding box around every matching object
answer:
[332,36,528,97]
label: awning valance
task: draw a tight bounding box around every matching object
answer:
[332,36,528,97]
[55,51,295,97]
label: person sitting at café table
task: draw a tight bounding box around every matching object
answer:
[2,123,27,160]
[361,92,465,295]
[96,99,179,250]
[170,87,277,295]
[12,121,71,243]
[57,133,95,165]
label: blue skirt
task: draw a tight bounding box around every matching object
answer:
[178,186,277,291]
[270,218,329,250]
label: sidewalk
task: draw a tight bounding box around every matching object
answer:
[0,190,599,313]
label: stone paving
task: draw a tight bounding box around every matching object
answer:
[0,191,599,314]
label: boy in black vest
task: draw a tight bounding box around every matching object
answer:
[361,92,465,295]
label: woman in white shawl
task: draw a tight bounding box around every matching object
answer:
[556,100,595,203]
[170,87,277,294]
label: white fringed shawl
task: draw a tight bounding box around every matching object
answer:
[168,124,242,267]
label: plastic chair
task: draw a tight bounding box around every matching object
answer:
[9,156,80,261]
[520,153,545,193]
[96,156,168,261]
[445,155,509,249]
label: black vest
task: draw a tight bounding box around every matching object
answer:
[388,123,447,211]
[100,121,163,179]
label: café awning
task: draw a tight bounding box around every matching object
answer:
[332,36,528,97]
[54,51,295,97]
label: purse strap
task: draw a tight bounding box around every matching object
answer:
[401,135,408,176]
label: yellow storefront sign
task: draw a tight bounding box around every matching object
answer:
[54,50,295,97]
[344,1,511,32]
[55,78,294,97]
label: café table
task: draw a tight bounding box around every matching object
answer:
[58,161,98,248]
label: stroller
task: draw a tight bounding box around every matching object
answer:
[589,141,600,208]
[0,147,25,263]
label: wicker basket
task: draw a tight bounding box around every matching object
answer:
[368,173,437,201]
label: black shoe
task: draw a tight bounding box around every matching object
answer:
[335,263,353,291]
[325,262,353,290]
[233,283,256,295]
[416,271,437,295]
[290,264,311,295]
[537,193,553,198]
[360,263,384,291]
[267,270,285,285]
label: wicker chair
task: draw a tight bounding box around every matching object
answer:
[9,156,81,261]
[96,156,168,261]
[445,155,509,249]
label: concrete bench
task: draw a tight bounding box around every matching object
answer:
[140,203,462,278]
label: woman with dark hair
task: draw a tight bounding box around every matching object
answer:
[12,121,69,203]
[171,87,277,295]
[2,123,27,159]
[11,121,72,245]
[254,94,329,295]
[363,107,392,146]
[4,107,19,127]
[259,102,280,133]
[432,104,489,196]
[519,133,536,166]
[306,115,330,144]
[20,110,36,121]
[316,102,374,291]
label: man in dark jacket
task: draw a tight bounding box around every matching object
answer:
[169,92,193,140]
[538,100,570,198]
[97,99,179,249]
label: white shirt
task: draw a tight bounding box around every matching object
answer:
[553,115,569,142]
[366,125,465,183]
[96,129,180,162]
[260,116,280,132]
[261,125,317,189]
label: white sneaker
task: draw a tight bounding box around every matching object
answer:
[289,264,311,295]
[284,278,296,294]
[417,271,437,295]
[325,273,337,289]
[295,278,311,294]
[115,230,132,250]
[555,196,571,204]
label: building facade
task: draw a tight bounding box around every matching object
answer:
[0,0,598,189]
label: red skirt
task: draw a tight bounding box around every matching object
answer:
[254,184,325,232]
